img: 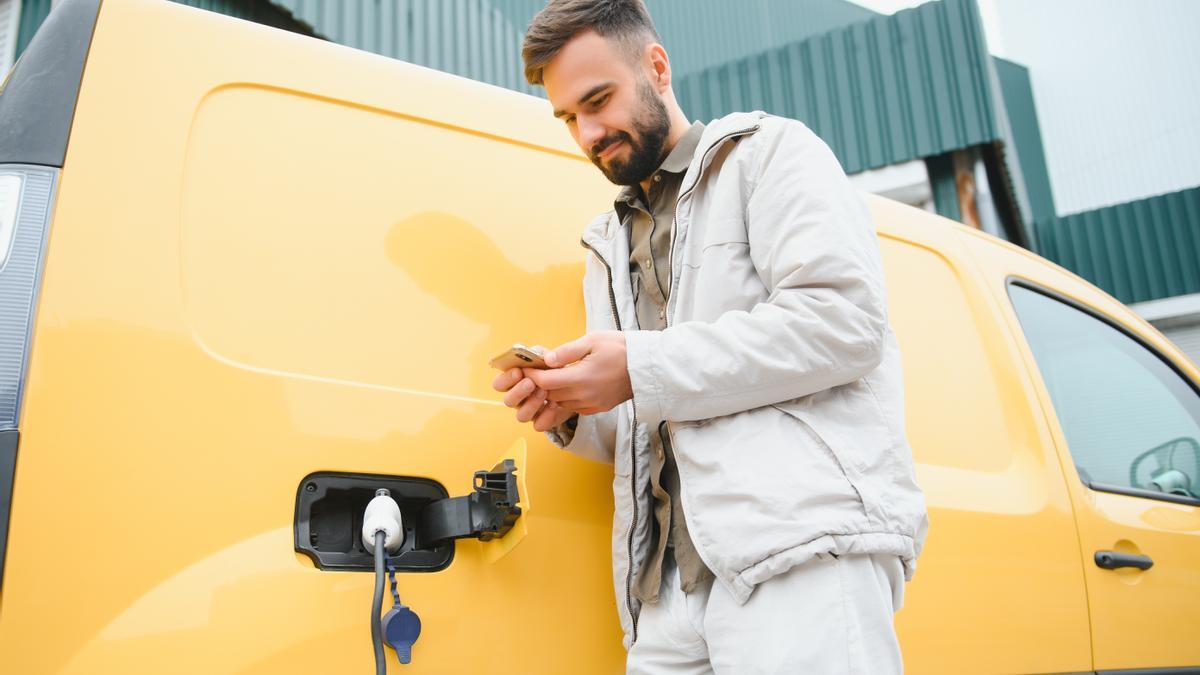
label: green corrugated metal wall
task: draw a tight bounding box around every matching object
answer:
[266,0,880,96]
[14,0,50,57]
[1037,186,1200,304]
[581,0,878,79]
[269,0,540,95]
[925,152,962,222]
[675,0,1000,176]
[994,57,1055,224]
[176,0,314,34]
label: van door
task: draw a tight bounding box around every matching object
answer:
[0,0,626,672]
[1008,280,1200,672]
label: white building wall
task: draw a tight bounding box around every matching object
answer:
[992,0,1200,215]
[848,160,934,212]
[1134,294,1200,370]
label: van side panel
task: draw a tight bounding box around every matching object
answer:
[0,0,623,672]
[870,198,1093,674]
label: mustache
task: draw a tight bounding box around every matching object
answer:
[590,132,633,160]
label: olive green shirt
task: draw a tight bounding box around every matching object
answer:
[615,121,713,602]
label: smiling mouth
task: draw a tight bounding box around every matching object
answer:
[597,140,624,160]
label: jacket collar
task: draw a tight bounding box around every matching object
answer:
[582,110,768,254]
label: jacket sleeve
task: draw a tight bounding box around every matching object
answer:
[624,119,887,425]
[544,408,618,465]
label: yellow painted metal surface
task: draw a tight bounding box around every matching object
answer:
[1,0,1198,673]
[0,0,621,672]
[961,228,1200,672]
[871,199,1092,674]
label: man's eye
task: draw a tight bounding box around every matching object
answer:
[564,115,576,125]
[593,94,610,108]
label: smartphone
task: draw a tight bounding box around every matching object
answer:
[489,343,548,371]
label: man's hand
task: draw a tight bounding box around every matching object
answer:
[525,331,633,415]
[492,361,577,432]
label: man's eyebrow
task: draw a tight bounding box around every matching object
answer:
[553,82,615,119]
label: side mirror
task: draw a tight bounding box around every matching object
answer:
[1130,437,1200,499]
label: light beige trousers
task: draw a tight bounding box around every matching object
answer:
[626,549,905,674]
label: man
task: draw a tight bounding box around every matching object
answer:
[494,1,928,672]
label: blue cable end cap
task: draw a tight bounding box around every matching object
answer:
[395,645,412,665]
[382,605,421,666]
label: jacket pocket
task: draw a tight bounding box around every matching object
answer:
[680,242,767,322]
[770,390,893,528]
[679,213,747,269]
[771,383,893,470]
[681,240,748,270]
[770,402,869,517]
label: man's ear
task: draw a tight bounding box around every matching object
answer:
[646,43,671,92]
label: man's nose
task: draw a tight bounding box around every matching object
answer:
[577,115,606,152]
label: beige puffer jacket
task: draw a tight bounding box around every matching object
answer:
[548,110,928,649]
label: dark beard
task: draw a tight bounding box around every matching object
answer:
[588,78,670,186]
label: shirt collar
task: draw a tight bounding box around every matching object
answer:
[659,121,705,175]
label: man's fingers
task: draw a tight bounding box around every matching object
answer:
[515,387,547,423]
[546,387,586,403]
[492,367,523,393]
[525,366,583,391]
[544,336,593,368]
[533,403,575,433]
[532,404,560,432]
[502,377,535,408]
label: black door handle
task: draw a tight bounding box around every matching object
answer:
[1094,550,1153,571]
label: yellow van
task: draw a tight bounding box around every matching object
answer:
[0,0,1197,673]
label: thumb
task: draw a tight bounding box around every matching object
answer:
[545,335,593,368]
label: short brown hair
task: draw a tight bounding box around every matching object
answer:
[522,0,661,86]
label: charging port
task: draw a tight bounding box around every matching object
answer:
[294,460,522,573]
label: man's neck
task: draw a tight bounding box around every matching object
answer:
[639,113,693,195]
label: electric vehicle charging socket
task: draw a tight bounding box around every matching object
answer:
[304,462,520,671]
[362,489,404,555]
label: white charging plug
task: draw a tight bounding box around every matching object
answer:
[362,488,405,555]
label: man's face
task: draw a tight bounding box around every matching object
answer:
[543,30,670,186]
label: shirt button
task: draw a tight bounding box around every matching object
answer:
[644,259,652,269]
[653,174,662,182]
[658,307,666,320]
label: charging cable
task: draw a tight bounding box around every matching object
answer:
[370,530,388,675]
[363,489,420,673]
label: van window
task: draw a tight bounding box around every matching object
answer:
[1009,283,1200,504]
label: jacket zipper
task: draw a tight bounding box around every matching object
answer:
[581,238,640,644]
[666,123,761,300]
[576,121,760,645]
